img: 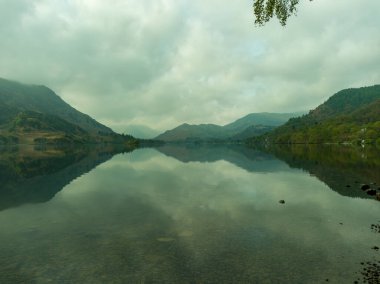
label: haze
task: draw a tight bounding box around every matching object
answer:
[0,0,379,136]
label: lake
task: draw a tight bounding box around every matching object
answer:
[0,144,379,283]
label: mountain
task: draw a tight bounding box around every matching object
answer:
[155,112,303,142]
[224,112,305,132]
[156,123,225,142]
[0,78,138,146]
[0,78,112,134]
[252,85,380,144]
[230,125,275,140]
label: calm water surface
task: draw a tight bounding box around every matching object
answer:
[0,145,379,283]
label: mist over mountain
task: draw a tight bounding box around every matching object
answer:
[155,112,303,142]
[124,124,160,139]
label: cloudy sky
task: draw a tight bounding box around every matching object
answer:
[0,0,379,136]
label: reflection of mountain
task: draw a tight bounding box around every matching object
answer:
[155,144,291,173]
[266,145,380,199]
[0,145,128,211]
[156,144,380,200]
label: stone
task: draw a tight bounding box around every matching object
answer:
[361,184,370,191]
[376,193,380,201]
[367,189,377,196]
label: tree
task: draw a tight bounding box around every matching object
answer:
[253,0,312,26]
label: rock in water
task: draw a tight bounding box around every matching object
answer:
[361,184,370,191]
[376,193,380,201]
[367,189,377,196]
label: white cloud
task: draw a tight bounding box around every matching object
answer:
[0,0,379,133]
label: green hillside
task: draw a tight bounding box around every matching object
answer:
[8,111,86,134]
[0,78,138,146]
[251,85,380,144]
[0,110,91,145]
[0,78,112,134]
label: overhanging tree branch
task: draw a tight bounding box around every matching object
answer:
[253,0,312,26]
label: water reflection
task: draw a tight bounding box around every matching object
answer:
[157,143,380,200]
[265,144,380,200]
[0,146,379,283]
[0,145,132,211]
[156,144,291,173]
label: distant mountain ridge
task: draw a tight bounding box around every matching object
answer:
[0,78,112,134]
[155,112,304,142]
[252,85,380,144]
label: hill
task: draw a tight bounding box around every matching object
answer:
[224,112,305,132]
[0,78,112,134]
[0,78,138,146]
[156,123,225,142]
[155,112,303,142]
[252,85,380,144]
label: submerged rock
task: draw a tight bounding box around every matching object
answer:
[371,224,380,233]
[376,193,380,201]
[361,184,371,191]
[367,189,377,196]
[357,260,380,284]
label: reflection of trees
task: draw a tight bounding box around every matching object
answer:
[157,143,380,200]
[0,145,131,211]
[265,144,380,199]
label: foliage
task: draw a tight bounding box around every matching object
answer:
[253,0,312,26]
[249,85,380,144]
[8,111,87,134]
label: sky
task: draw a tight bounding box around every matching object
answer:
[0,0,379,137]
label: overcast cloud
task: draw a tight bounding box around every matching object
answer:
[0,0,379,135]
